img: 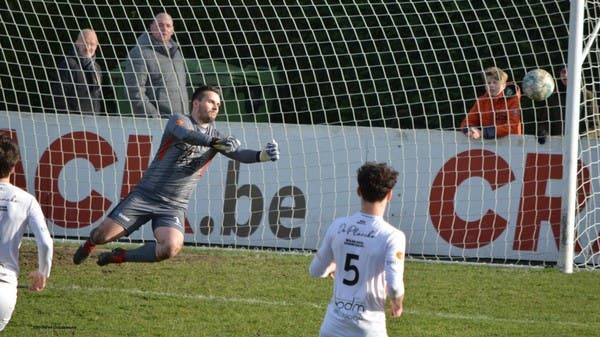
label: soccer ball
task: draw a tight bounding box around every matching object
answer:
[521,69,555,101]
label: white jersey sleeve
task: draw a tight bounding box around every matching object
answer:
[309,222,337,278]
[384,229,406,299]
[27,195,53,278]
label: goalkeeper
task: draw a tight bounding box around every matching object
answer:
[73,85,280,266]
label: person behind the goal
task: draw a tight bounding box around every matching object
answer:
[309,161,406,337]
[72,85,280,266]
[461,66,522,140]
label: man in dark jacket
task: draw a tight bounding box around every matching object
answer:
[124,12,188,118]
[537,66,599,144]
[52,29,104,114]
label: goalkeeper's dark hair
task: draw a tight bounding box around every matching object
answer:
[357,162,398,202]
[191,85,222,103]
[0,134,20,178]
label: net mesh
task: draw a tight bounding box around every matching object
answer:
[1,1,599,269]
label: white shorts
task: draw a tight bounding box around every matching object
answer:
[319,308,388,337]
[0,281,17,331]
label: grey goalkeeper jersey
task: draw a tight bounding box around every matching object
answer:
[134,113,261,209]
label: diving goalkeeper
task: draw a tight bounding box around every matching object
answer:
[73,85,280,266]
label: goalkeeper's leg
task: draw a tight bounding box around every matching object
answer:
[73,191,147,265]
[96,243,158,265]
[73,219,127,264]
[73,228,97,264]
[154,227,184,261]
[96,222,184,266]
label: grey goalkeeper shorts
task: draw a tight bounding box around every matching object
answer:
[107,190,186,235]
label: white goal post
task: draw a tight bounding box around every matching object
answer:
[1,1,599,271]
[559,0,600,273]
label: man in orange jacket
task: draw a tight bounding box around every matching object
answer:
[461,66,522,139]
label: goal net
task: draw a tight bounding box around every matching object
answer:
[1,1,599,270]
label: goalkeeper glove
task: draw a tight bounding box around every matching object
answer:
[211,136,240,153]
[259,140,280,162]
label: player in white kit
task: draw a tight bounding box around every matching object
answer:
[0,135,53,331]
[309,162,405,337]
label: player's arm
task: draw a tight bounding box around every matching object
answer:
[385,231,406,318]
[389,295,404,317]
[461,101,483,139]
[166,115,213,146]
[224,140,280,163]
[309,224,336,278]
[27,199,53,291]
[309,251,336,278]
[166,114,239,152]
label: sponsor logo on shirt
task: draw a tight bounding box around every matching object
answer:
[387,251,404,265]
[337,223,376,239]
[0,196,18,203]
[333,296,365,322]
[343,238,364,248]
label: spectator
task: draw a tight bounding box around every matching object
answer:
[0,135,53,332]
[309,162,406,337]
[536,66,599,144]
[51,29,104,114]
[461,66,522,140]
[125,12,188,118]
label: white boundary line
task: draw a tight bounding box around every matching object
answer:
[52,284,597,328]
[54,284,323,309]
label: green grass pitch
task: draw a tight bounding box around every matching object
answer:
[4,241,599,337]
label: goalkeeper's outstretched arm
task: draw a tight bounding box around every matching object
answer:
[224,139,280,163]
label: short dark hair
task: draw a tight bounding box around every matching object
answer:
[191,85,221,103]
[0,134,20,178]
[357,162,398,202]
